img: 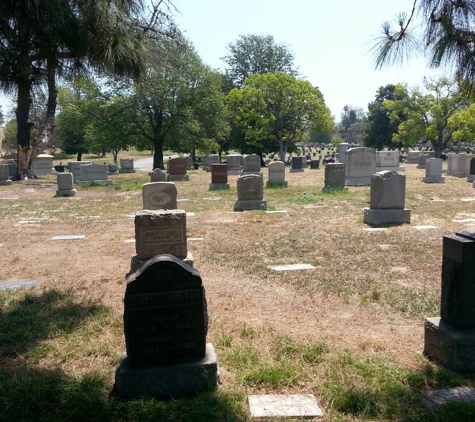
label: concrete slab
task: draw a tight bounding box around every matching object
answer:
[269,264,316,271]
[124,239,136,243]
[248,394,323,418]
[413,225,437,230]
[265,210,288,214]
[0,197,19,200]
[363,228,388,232]
[461,198,475,202]
[0,279,43,290]
[188,237,205,241]
[186,212,196,217]
[204,197,221,201]
[423,387,475,408]
[453,219,475,223]
[177,198,189,202]
[51,235,86,240]
[303,205,326,209]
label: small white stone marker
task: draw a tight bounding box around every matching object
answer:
[19,217,49,224]
[461,198,475,202]
[204,197,221,201]
[248,394,323,418]
[363,228,388,232]
[269,263,316,271]
[0,279,43,290]
[423,387,475,408]
[303,205,326,209]
[265,210,288,214]
[0,244,4,248]
[413,225,437,230]
[124,239,136,243]
[126,214,136,219]
[186,212,196,217]
[51,235,86,240]
[75,215,100,219]
[0,197,19,200]
[188,237,205,241]
[177,198,189,202]
[453,218,475,223]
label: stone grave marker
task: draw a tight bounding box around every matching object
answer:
[227,154,243,175]
[76,163,111,185]
[424,228,475,372]
[209,163,229,190]
[167,157,189,181]
[56,173,76,197]
[31,154,54,175]
[266,161,287,187]
[376,151,404,171]
[363,171,410,225]
[322,163,346,192]
[345,147,376,186]
[51,235,86,240]
[114,254,218,399]
[108,163,119,175]
[203,154,219,172]
[68,161,92,179]
[310,159,320,170]
[422,158,445,183]
[0,279,43,290]
[150,168,167,182]
[0,164,12,185]
[119,157,136,173]
[467,158,475,182]
[242,154,262,175]
[6,162,17,178]
[337,143,349,163]
[184,155,193,170]
[234,174,267,211]
[290,156,304,173]
[142,182,178,210]
[248,394,323,419]
[405,151,421,164]
[416,152,436,169]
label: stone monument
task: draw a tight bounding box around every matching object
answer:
[290,156,304,173]
[142,182,178,210]
[234,174,267,211]
[345,147,376,186]
[424,228,475,372]
[0,164,12,185]
[337,143,349,163]
[167,158,189,181]
[114,254,219,399]
[363,171,410,225]
[322,163,346,192]
[422,158,445,183]
[209,163,229,190]
[31,154,54,175]
[76,164,111,185]
[242,154,262,176]
[266,161,287,187]
[150,168,167,182]
[119,157,136,173]
[68,161,92,179]
[227,154,243,175]
[56,173,76,197]
[376,151,405,171]
[467,158,475,183]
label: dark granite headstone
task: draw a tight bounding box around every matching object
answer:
[124,254,207,366]
[211,164,228,184]
[470,158,475,175]
[441,229,475,329]
[168,158,187,175]
[291,157,303,170]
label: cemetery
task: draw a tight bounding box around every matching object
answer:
[2,152,475,420]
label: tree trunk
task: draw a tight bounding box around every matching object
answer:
[153,138,165,169]
[112,149,118,164]
[15,76,33,179]
[77,151,83,161]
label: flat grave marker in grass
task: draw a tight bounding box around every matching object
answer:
[19,217,49,224]
[75,215,100,219]
[452,218,475,223]
[423,387,475,408]
[204,197,221,201]
[265,210,288,214]
[269,264,316,271]
[0,197,19,200]
[0,244,4,248]
[413,225,438,230]
[0,279,43,290]
[303,205,326,209]
[188,237,205,241]
[126,214,136,219]
[51,235,87,240]
[461,198,475,202]
[186,212,196,217]
[124,239,136,243]
[363,228,388,232]
[248,394,323,418]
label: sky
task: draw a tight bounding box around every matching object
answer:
[0,0,447,121]
[171,0,445,119]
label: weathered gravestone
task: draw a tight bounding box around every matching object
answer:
[142,182,178,210]
[416,151,436,169]
[119,157,136,173]
[234,174,267,211]
[56,173,76,197]
[424,228,475,372]
[376,151,404,171]
[209,163,229,190]
[108,163,119,175]
[422,158,445,184]
[405,151,421,164]
[345,147,376,186]
[203,154,219,172]
[114,254,219,399]
[0,164,12,185]
[184,155,193,171]
[227,154,243,175]
[6,162,17,178]
[266,161,287,187]
[337,143,350,164]
[290,156,304,173]
[309,159,320,170]
[447,153,474,177]
[150,168,167,182]
[242,154,262,175]
[131,209,193,273]
[68,161,92,179]
[167,157,189,181]
[31,154,54,175]
[76,163,111,185]
[468,158,475,183]
[322,163,346,192]
[363,171,410,225]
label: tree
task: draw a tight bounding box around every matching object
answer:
[449,103,475,144]
[222,34,297,89]
[364,84,408,150]
[131,36,229,170]
[383,78,469,156]
[0,0,176,178]
[373,1,475,89]
[226,72,333,162]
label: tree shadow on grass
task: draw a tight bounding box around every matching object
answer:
[0,289,106,363]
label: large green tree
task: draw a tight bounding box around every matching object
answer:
[0,0,175,178]
[383,78,469,156]
[226,72,333,162]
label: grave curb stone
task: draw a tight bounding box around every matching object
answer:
[363,208,411,225]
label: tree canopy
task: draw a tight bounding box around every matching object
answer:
[226,72,333,161]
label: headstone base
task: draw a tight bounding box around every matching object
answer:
[119,169,136,173]
[167,174,190,181]
[289,169,304,173]
[209,183,230,190]
[422,176,445,183]
[128,252,194,276]
[76,180,112,185]
[266,181,288,187]
[363,208,411,225]
[321,186,347,193]
[56,189,77,197]
[448,172,468,178]
[114,343,219,400]
[377,166,405,172]
[234,199,267,211]
[0,180,13,185]
[467,175,475,182]
[345,177,371,186]
[424,317,475,373]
